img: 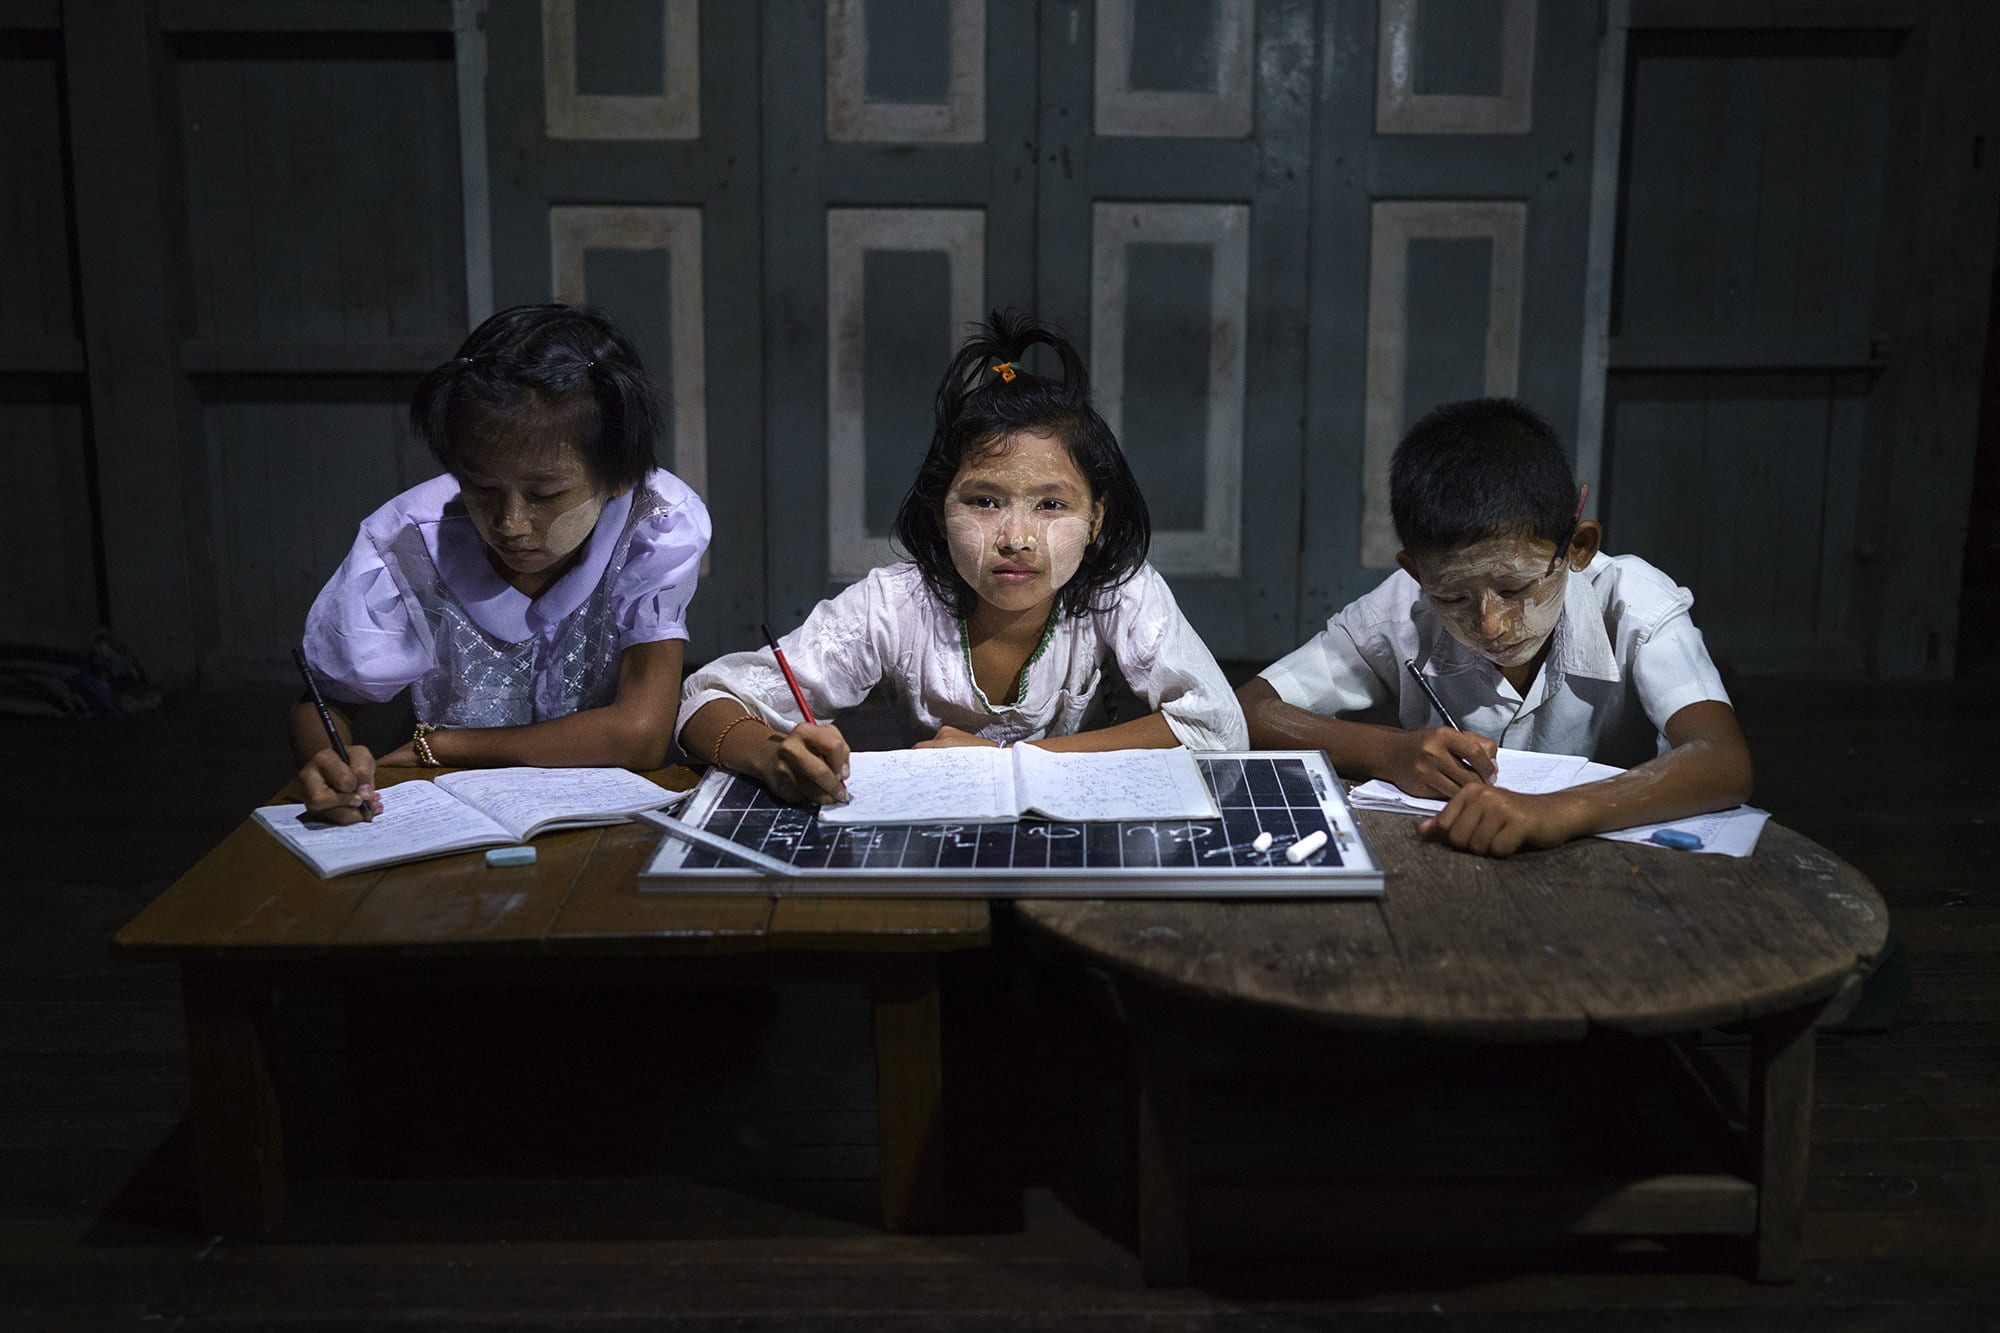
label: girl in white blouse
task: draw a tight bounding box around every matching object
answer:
[678,312,1246,805]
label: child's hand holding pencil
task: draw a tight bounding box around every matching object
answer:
[758,721,852,806]
[1388,726,1498,800]
[298,745,382,824]
[291,648,381,823]
[730,622,851,806]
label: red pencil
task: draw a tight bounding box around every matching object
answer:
[762,621,820,727]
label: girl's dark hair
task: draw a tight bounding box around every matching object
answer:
[893,311,1151,620]
[410,303,662,492]
[1389,398,1577,556]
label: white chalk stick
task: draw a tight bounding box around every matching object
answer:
[485,845,537,867]
[1251,830,1274,853]
[1284,830,1329,864]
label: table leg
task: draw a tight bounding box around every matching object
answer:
[1136,1012,1190,1286]
[871,957,946,1231]
[181,963,283,1233]
[1749,1002,1819,1282]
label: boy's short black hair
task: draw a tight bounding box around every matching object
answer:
[1390,398,1577,556]
[410,303,662,492]
[893,309,1150,620]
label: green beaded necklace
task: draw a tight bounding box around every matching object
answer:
[959,606,1060,712]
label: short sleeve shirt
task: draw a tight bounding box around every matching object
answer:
[677,561,1248,751]
[1259,552,1728,769]
[302,468,710,727]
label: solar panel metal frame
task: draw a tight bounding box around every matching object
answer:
[639,750,1383,897]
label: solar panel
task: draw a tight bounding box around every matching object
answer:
[640,751,1383,897]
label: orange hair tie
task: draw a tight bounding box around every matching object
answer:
[990,361,1019,382]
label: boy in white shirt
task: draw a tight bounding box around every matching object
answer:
[1239,398,1752,858]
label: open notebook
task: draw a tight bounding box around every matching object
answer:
[816,745,1221,826]
[1347,747,1770,857]
[253,767,684,877]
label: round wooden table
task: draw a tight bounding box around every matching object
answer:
[1016,812,1887,1285]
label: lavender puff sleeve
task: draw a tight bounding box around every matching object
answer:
[299,536,434,705]
[612,490,713,649]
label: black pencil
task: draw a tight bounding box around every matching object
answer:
[292,647,371,821]
[1403,658,1463,731]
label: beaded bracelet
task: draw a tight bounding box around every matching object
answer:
[710,713,759,768]
[412,721,441,768]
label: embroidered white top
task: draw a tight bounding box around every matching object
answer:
[677,561,1248,751]
[302,468,710,727]
[1259,552,1729,769]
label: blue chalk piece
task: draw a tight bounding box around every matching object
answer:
[1648,828,1703,851]
[485,845,537,867]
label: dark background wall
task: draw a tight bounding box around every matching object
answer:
[4,0,1995,691]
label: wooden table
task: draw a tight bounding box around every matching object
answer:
[113,768,989,1235]
[1015,812,1888,1285]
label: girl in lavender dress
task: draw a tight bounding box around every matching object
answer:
[289,303,711,823]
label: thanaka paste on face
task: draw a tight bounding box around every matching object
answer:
[1415,534,1568,669]
[539,490,606,561]
[456,437,609,577]
[1042,513,1092,589]
[943,431,1101,616]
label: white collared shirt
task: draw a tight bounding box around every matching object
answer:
[677,561,1248,751]
[1260,552,1729,769]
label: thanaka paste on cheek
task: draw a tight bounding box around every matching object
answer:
[541,491,605,562]
[1043,514,1090,590]
[946,511,998,590]
[455,435,600,566]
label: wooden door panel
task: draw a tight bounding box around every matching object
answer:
[1299,0,1599,631]
[486,1,763,660]
[0,30,94,646]
[1041,0,1316,662]
[1605,29,1901,671]
[764,0,1038,630]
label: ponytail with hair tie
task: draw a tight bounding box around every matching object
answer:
[894,308,1149,621]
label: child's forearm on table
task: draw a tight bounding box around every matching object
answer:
[677,697,771,772]
[1237,680,1403,777]
[1028,711,1179,752]
[430,697,679,770]
[1550,735,1754,838]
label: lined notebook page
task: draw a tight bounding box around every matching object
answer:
[815,748,1018,825]
[1013,746,1219,821]
[1348,748,1594,814]
[814,746,1222,825]
[252,780,511,877]
[435,767,677,839]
